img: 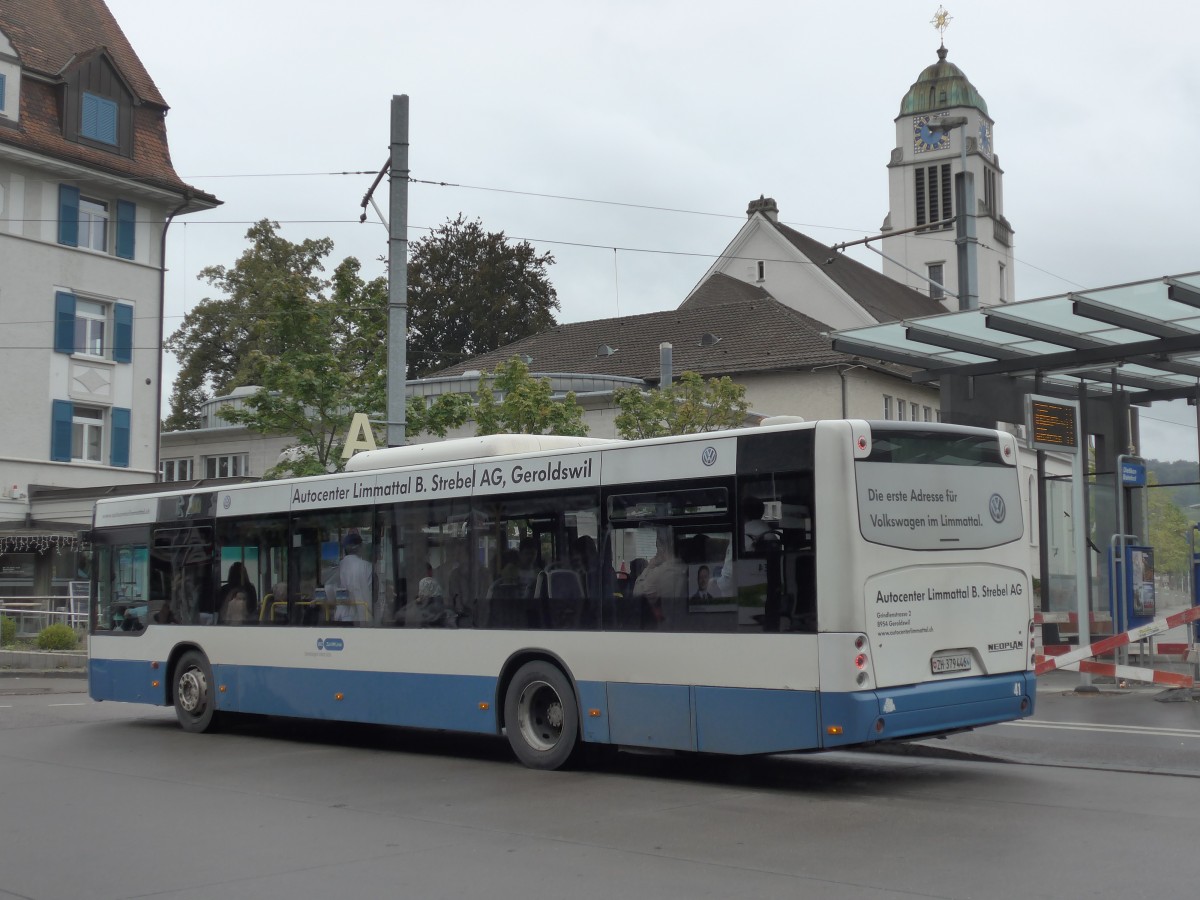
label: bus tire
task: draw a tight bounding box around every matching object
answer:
[504,661,579,770]
[173,650,221,734]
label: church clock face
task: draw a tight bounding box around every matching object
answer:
[978,122,993,160]
[913,115,950,153]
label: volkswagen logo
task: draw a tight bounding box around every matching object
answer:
[701,446,718,467]
[988,493,1006,523]
[222,494,231,510]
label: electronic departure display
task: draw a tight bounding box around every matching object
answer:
[1027,396,1078,452]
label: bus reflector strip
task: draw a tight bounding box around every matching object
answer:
[479,702,490,711]
[334,693,344,701]
[588,709,602,717]
[826,725,843,735]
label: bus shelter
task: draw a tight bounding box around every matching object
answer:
[832,272,1200,662]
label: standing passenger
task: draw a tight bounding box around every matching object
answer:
[334,533,372,624]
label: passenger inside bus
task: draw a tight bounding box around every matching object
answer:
[632,528,686,628]
[218,562,257,624]
[328,533,372,624]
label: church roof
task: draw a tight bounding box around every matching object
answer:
[899,46,989,117]
[432,292,854,384]
[769,222,947,322]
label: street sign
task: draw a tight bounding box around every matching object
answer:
[1121,459,1146,486]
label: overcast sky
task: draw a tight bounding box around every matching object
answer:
[105,0,1200,461]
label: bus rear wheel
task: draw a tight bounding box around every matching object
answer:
[504,662,579,770]
[173,650,221,733]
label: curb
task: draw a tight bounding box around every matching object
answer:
[0,649,86,674]
[0,668,86,679]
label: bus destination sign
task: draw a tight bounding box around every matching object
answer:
[1027,397,1078,452]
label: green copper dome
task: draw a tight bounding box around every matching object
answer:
[899,46,989,116]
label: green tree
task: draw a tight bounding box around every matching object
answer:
[405,357,587,440]
[407,215,559,377]
[1146,476,1191,578]
[163,220,336,430]
[613,371,749,440]
[473,357,587,436]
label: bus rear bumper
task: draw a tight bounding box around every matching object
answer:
[820,671,1036,748]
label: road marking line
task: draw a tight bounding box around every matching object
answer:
[48,702,87,707]
[1005,720,1200,740]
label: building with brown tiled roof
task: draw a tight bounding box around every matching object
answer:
[0,0,218,606]
[420,197,943,439]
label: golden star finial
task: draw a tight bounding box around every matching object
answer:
[931,6,952,46]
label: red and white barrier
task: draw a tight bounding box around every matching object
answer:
[1034,605,1200,678]
[1033,611,1112,626]
[1035,657,1194,689]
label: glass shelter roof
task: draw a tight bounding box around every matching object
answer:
[831,273,1200,403]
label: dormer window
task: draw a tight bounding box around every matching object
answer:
[80,92,118,145]
[0,59,18,123]
[63,51,134,157]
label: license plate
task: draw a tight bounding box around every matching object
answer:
[931,653,972,675]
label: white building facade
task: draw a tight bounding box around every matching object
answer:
[0,2,216,605]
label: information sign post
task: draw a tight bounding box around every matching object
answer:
[1027,395,1088,684]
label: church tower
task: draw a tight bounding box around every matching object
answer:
[881,13,1015,310]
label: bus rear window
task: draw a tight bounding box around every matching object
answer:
[856,429,1023,550]
[865,430,1007,467]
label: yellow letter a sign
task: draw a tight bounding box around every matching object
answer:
[341,412,378,459]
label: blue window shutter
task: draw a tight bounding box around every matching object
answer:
[81,93,118,145]
[115,200,136,259]
[81,94,97,136]
[113,303,133,363]
[51,400,74,462]
[58,185,80,247]
[0,73,6,112]
[54,291,77,354]
[110,407,131,468]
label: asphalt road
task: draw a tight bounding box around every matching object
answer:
[0,675,1197,900]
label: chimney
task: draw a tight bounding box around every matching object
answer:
[746,195,779,223]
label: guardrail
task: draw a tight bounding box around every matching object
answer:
[0,596,87,635]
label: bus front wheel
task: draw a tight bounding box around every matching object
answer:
[504,662,579,770]
[173,650,221,734]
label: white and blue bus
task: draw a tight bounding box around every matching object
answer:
[88,420,1035,769]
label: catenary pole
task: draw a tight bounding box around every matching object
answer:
[387,95,410,447]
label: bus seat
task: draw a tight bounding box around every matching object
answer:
[485,579,526,629]
[536,567,585,629]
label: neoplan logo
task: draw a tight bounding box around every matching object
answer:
[987,640,1024,653]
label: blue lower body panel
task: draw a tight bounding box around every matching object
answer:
[89,656,1033,756]
[89,658,167,706]
[604,682,822,754]
[220,665,499,734]
[820,672,1036,748]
